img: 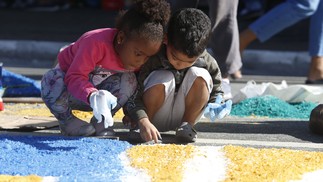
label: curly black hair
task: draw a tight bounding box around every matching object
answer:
[167,8,211,58]
[116,0,171,42]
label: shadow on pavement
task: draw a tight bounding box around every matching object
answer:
[194,121,323,143]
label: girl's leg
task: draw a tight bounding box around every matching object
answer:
[93,72,137,135]
[41,68,95,136]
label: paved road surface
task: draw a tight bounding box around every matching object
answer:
[1,7,323,152]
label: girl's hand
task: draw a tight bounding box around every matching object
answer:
[89,90,117,128]
[138,118,161,143]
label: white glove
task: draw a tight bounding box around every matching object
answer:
[204,95,232,122]
[89,90,117,128]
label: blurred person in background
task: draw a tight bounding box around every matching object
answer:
[240,0,323,84]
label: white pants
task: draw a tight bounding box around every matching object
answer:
[144,67,213,131]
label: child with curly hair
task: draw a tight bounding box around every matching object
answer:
[41,0,171,137]
[123,8,232,143]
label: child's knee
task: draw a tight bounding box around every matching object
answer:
[41,69,67,106]
[186,67,213,93]
[194,76,207,85]
[144,70,175,93]
[144,70,174,86]
[41,69,65,87]
[120,72,137,96]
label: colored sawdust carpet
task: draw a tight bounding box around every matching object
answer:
[231,95,318,119]
[0,103,125,129]
[0,95,322,181]
[1,135,323,181]
[0,95,318,124]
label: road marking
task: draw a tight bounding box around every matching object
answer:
[197,138,323,149]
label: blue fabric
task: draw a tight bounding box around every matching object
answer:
[1,69,41,97]
[309,0,323,56]
[249,0,323,56]
[0,135,132,181]
[0,64,2,89]
[204,95,232,122]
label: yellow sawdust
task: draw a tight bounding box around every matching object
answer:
[127,144,195,182]
[72,109,124,120]
[72,110,92,120]
[0,175,42,182]
[223,145,323,182]
[2,103,52,117]
[0,103,124,121]
[114,109,125,119]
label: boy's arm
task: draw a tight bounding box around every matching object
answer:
[123,57,159,122]
[203,51,224,103]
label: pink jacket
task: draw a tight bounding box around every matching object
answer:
[58,28,126,103]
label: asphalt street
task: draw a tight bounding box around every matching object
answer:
[1,7,323,151]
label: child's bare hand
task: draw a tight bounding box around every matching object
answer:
[138,118,161,143]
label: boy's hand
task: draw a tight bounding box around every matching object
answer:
[138,118,161,143]
[204,95,232,122]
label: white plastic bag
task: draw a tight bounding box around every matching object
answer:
[233,80,323,104]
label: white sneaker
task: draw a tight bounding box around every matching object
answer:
[221,78,232,100]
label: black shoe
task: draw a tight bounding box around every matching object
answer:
[175,122,197,143]
[90,117,116,137]
[59,116,95,136]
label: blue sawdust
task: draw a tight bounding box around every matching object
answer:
[231,95,318,119]
[0,135,132,182]
[1,68,41,97]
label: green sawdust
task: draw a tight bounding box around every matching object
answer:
[231,95,318,119]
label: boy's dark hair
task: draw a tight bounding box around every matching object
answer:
[116,0,171,42]
[167,8,211,58]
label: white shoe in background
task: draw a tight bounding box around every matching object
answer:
[221,78,232,100]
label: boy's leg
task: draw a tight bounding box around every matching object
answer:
[174,67,212,126]
[182,77,209,125]
[173,67,212,142]
[143,70,176,131]
[41,68,95,136]
[143,84,165,120]
[148,68,212,132]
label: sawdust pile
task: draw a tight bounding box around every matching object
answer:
[0,103,124,121]
[224,145,323,182]
[127,144,195,182]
